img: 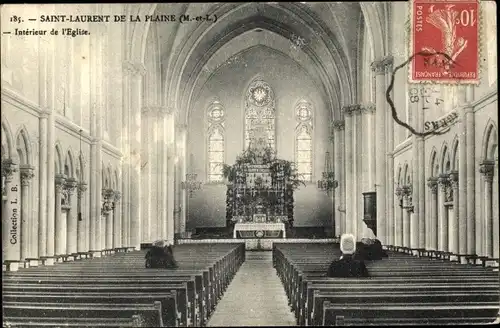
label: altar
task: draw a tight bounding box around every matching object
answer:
[223,117,302,238]
[233,222,286,239]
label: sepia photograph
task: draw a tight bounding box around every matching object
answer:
[1,1,498,326]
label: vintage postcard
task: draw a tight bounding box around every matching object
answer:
[1,1,498,327]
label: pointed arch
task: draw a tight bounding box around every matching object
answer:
[403,162,411,185]
[429,147,439,177]
[55,142,64,175]
[451,136,459,171]
[107,165,114,190]
[114,169,120,191]
[440,142,451,173]
[482,119,498,161]
[101,162,109,189]
[15,126,32,166]
[396,165,403,185]
[1,115,15,160]
[64,148,75,178]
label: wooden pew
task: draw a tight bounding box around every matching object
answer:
[273,243,499,326]
[311,290,499,326]
[322,302,499,326]
[4,243,245,327]
[2,316,143,327]
[3,301,163,327]
[3,292,178,327]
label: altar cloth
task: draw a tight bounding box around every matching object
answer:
[233,222,286,239]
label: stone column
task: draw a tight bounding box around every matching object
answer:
[402,185,412,247]
[64,178,77,257]
[112,191,122,249]
[159,107,170,240]
[438,174,449,252]
[417,135,425,249]
[394,187,403,247]
[141,107,152,242]
[54,174,66,257]
[106,204,113,251]
[353,106,362,238]
[479,160,495,257]
[101,188,114,250]
[180,124,188,233]
[76,182,87,252]
[448,171,459,255]
[37,112,48,261]
[371,57,392,243]
[20,165,35,261]
[342,106,354,235]
[457,99,468,258]
[127,62,146,250]
[465,103,476,256]
[88,139,99,255]
[332,120,345,236]
[166,111,176,241]
[427,177,439,250]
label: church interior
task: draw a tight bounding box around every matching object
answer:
[2,2,499,327]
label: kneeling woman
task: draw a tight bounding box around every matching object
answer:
[327,234,369,278]
[145,240,178,269]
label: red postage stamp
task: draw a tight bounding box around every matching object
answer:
[410,0,479,83]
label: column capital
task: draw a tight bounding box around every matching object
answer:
[142,106,175,117]
[448,170,459,188]
[331,120,345,131]
[362,103,376,113]
[20,165,35,186]
[102,188,115,201]
[123,61,147,77]
[395,184,404,199]
[2,158,18,182]
[437,173,449,191]
[113,190,121,202]
[479,160,495,182]
[341,104,361,116]
[158,106,174,117]
[77,181,88,197]
[371,55,393,75]
[427,177,438,193]
[64,177,78,195]
[55,174,67,193]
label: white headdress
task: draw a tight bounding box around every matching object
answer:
[340,233,356,255]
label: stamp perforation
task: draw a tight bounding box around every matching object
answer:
[408,0,481,85]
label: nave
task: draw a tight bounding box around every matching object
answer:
[3,241,499,327]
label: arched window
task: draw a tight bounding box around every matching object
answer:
[244,79,276,150]
[295,100,313,181]
[207,101,225,182]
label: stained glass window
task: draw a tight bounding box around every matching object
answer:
[207,101,225,182]
[295,100,313,181]
[244,80,276,150]
[296,126,312,181]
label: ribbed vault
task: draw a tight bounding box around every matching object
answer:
[128,2,388,123]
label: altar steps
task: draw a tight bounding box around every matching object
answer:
[207,251,296,327]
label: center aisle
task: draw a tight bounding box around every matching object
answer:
[207,251,296,327]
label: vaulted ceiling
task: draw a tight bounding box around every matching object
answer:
[148,2,367,122]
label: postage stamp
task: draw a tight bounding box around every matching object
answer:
[410,0,479,84]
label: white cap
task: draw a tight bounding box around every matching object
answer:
[340,233,356,255]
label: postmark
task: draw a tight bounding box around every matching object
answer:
[410,0,479,84]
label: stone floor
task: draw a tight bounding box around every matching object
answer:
[207,251,296,327]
